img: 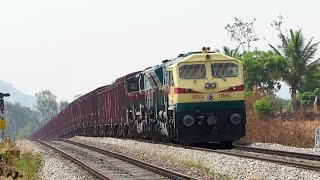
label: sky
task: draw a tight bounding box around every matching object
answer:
[0,0,319,102]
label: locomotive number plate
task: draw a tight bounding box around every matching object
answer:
[192,94,205,99]
[218,93,231,98]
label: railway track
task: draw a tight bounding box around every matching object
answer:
[233,145,320,161]
[192,146,320,171]
[38,139,196,180]
[114,138,320,171]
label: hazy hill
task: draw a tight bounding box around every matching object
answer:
[0,80,36,108]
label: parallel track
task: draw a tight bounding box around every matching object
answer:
[112,138,320,171]
[233,145,320,161]
[38,139,196,180]
[192,146,320,171]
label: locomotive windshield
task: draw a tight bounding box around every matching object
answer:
[179,64,206,79]
[211,63,238,77]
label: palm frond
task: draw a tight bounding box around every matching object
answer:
[302,40,319,62]
[269,44,282,55]
[307,57,320,71]
[234,45,240,54]
[301,37,314,61]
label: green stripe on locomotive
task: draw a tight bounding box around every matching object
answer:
[174,100,245,113]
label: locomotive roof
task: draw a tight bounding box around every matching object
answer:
[167,52,240,70]
[113,71,141,84]
[141,52,240,75]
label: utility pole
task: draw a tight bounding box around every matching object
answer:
[0,93,10,138]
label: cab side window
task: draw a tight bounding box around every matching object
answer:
[127,82,139,92]
[168,71,174,87]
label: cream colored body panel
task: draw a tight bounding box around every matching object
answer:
[168,53,244,105]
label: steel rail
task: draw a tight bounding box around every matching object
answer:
[188,146,320,171]
[37,140,110,180]
[61,139,196,180]
[233,145,320,161]
[109,138,320,171]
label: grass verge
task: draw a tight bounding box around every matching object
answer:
[7,152,42,180]
[164,155,231,180]
[242,114,320,148]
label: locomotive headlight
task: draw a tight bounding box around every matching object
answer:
[183,115,195,127]
[205,82,216,89]
[205,82,211,89]
[230,113,241,125]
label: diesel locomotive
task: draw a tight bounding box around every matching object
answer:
[31,47,246,145]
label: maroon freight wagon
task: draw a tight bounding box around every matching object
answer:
[30,71,140,140]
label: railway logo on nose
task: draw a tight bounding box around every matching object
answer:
[208,94,214,101]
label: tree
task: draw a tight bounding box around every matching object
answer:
[35,90,58,124]
[298,88,320,107]
[16,120,40,139]
[270,29,320,110]
[4,102,39,139]
[222,45,240,57]
[225,17,260,52]
[59,101,69,112]
[239,50,283,94]
[299,70,320,93]
[299,91,316,107]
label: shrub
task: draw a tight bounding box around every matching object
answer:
[299,91,316,106]
[253,96,273,116]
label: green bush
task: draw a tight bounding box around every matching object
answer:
[253,97,274,116]
[299,91,315,106]
[245,89,252,97]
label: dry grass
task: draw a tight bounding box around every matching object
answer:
[243,87,320,148]
[242,111,320,148]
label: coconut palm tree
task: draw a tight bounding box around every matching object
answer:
[222,45,240,58]
[270,29,320,110]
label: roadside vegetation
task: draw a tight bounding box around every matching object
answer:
[225,15,320,148]
[243,115,320,147]
[243,87,320,147]
[4,90,69,140]
[7,152,42,179]
[0,139,42,179]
